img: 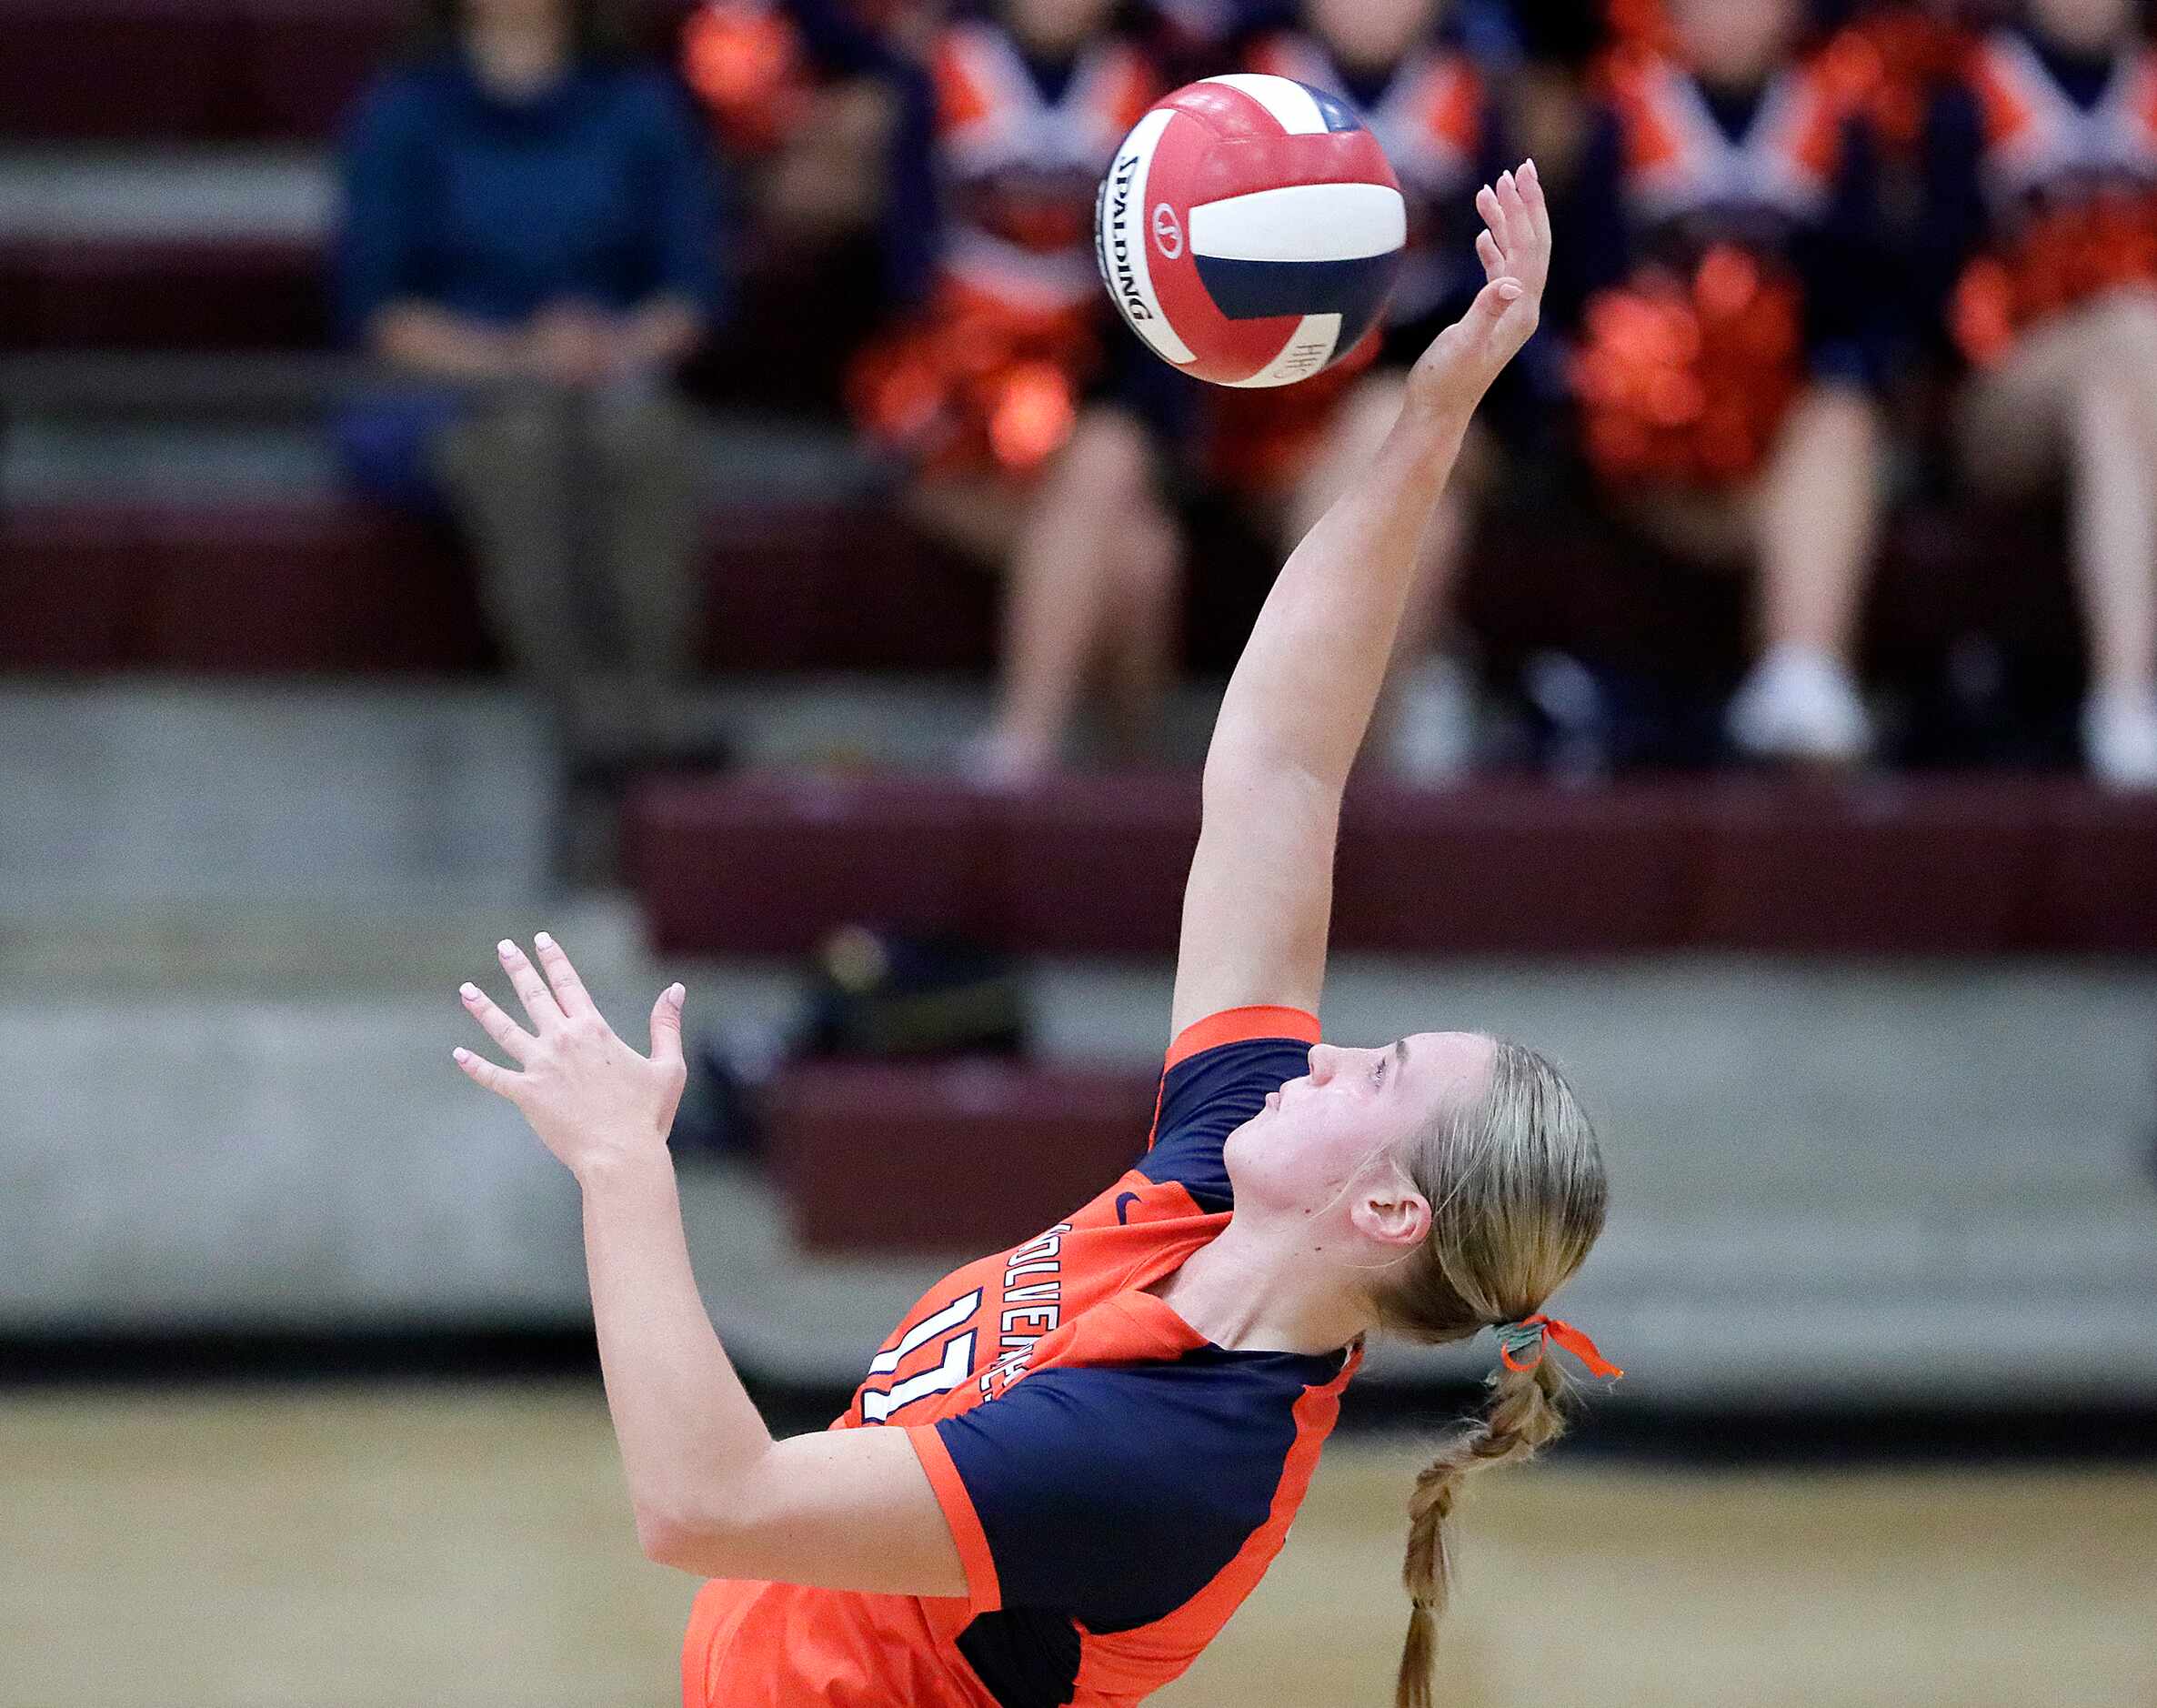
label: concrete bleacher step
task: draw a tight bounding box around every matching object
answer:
[0,890,650,1332]
[0,150,327,350]
[0,681,558,914]
[628,771,2157,959]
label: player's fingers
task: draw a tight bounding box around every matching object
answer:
[497,939,563,1030]
[460,982,537,1063]
[1519,156,1550,243]
[1476,228,1504,282]
[452,1046,524,1100]
[648,982,687,1071]
[531,929,597,1019]
[1475,182,1511,256]
[1496,168,1529,256]
[1460,274,1525,336]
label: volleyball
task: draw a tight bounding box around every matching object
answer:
[1095,74,1408,388]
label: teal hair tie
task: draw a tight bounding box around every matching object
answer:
[1494,1319,1546,1370]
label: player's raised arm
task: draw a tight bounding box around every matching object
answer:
[1169,163,1550,1037]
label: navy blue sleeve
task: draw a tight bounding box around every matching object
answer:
[1134,1033,1315,1213]
[336,72,437,343]
[933,1353,1313,1631]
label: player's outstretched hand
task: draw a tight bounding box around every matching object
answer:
[454,934,687,1181]
[1407,158,1550,425]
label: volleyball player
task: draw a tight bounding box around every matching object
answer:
[453,159,1618,1708]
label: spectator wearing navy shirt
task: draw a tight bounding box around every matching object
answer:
[339,0,727,766]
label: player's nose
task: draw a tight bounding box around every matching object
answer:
[1307,1043,1341,1085]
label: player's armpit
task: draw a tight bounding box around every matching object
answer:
[637,1424,969,1599]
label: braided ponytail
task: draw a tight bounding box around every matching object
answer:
[1395,1356,1569,1708]
[1368,1040,1610,1708]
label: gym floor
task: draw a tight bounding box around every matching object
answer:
[5,1386,2152,1708]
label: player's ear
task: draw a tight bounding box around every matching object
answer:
[1350,1168,1430,1251]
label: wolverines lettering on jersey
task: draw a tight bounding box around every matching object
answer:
[1951,31,2157,365]
[1097,74,1407,388]
[1574,51,1848,489]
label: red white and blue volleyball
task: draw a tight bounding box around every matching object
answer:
[1096,74,1406,388]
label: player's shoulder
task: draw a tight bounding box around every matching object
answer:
[1136,1007,1317,1211]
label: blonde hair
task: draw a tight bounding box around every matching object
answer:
[1368,1039,1609,1708]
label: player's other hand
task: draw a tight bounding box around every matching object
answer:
[454,934,688,1181]
[1407,159,1550,425]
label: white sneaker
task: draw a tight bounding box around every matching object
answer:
[1727,644,1872,764]
[2083,688,2157,789]
[1386,654,1479,785]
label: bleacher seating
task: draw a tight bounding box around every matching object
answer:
[767,1062,1159,1252]
[0,1,706,146]
[628,770,2157,958]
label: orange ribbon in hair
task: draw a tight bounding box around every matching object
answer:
[1495,1313,1624,1380]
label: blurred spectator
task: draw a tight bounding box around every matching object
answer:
[848,0,1179,784]
[1559,0,1893,766]
[337,0,727,768]
[1210,0,1513,780]
[679,0,921,407]
[1923,0,2157,786]
[1820,0,1982,160]
[683,0,916,239]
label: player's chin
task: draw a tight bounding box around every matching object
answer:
[1221,1104,1274,1183]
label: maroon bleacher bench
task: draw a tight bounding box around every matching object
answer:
[766,1060,1160,1254]
[627,771,2157,958]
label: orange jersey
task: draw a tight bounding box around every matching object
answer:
[682,1007,1360,1708]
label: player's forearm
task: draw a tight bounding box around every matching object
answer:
[577,1150,774,1562]
[1205,392,1472,799]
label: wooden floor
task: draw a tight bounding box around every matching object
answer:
[5,1387,2152,1708]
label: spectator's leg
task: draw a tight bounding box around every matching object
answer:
[2064,298,2157,785]
[972,406,1170,784]
[431,392,590,728]
[1289,370,1480,780]
[1097,499,1181,761]
[1726,381,1883,764]
[1965,295,2157,786]
[585,389,712,749]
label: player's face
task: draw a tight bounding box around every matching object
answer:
[1669,0,1801,84]
[1302,0,1445,71]
[2030,0,2136,51]
[1223,1031,1496,1225]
